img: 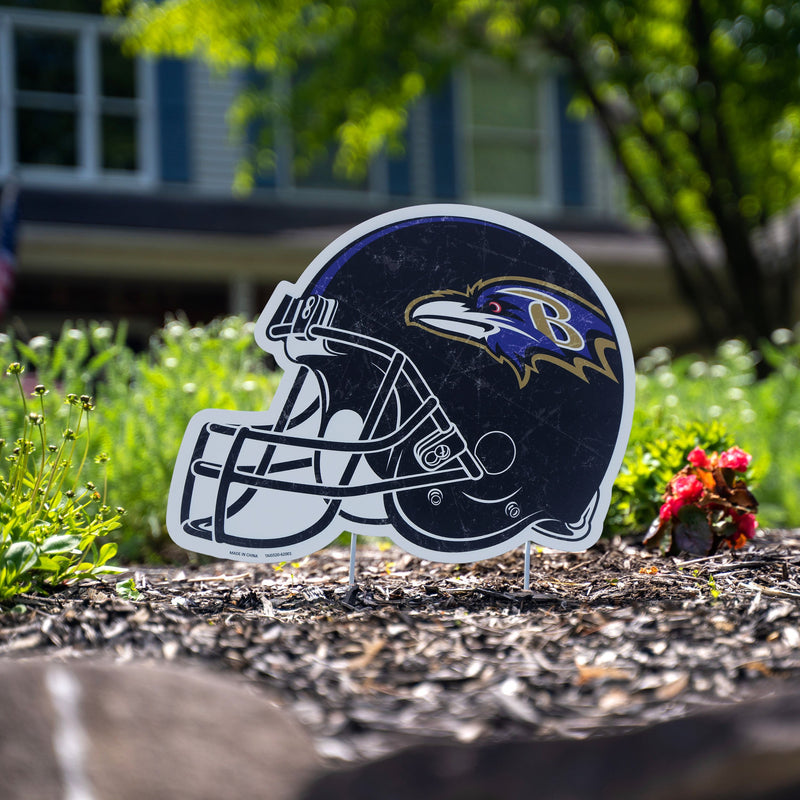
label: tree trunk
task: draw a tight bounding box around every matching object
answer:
[541,19,798,358]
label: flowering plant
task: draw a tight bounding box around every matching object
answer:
[0,364,123,600]
[643,446,759,556]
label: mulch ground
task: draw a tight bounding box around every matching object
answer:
[3,530,800,764]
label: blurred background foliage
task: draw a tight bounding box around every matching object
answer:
[105,0,800,354]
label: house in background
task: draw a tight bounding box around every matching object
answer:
[0,0,689,352]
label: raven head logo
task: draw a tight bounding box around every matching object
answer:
[405,277,619,387]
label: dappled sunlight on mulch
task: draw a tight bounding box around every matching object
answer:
[3,530,800,764]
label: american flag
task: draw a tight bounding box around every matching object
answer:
[0,179,20,319]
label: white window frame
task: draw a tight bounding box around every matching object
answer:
[0,7,157,189]
[458,57,560,214]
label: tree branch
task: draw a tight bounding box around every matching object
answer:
[541,26,730,345]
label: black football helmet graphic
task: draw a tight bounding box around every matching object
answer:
[167,205,634,563]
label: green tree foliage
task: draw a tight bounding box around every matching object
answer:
[534,0,800,353]
[107,0,800,348]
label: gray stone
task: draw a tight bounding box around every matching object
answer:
[0,658,322,800]
[301,690,800,800]
[6,654,800,800]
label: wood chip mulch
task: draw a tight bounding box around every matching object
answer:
[3,530,800,764]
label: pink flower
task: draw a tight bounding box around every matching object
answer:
[659,497,685,520]
[736,512,758,539]
[687,447,709,468]
[671,474,704,503]
[718,446,752,472]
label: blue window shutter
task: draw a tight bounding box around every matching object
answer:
[252,150,277,189]
[242,68,276,189]
[158,58,190,183]
[388,143,412,196]
[429,77,457,199]
[557,75,585,208]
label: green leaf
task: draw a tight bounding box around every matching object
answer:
[116,577,141,601]
[97,542,118,564]
[4,541,38,574]
[86,347,121,376]
[36,555,63,572]
[40,534,81,554]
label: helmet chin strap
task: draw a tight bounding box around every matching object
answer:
[529,491,599,544]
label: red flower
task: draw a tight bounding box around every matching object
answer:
[687,447,709,468]
[718,446,752,472]
[659,497,685,520]
[648,443,758,556]
[736,512,758,539]
[671,474,704,503]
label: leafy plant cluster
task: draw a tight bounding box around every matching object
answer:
[644,445,758,556]
[0,363,123,600]
[623,329,800,531]
[0,322,130,445]
[606,417,733,536]
[0,318,281,562]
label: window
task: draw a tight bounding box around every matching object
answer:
[245,69,375,196]
[0,5,156,185]
[292,146,368,193]
[463,60,557,210]
[15,27,79,167]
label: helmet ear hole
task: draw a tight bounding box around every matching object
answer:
[474,431,516,475]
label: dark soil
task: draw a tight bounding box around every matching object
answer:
[3,530,800,764]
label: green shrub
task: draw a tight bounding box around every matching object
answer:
[0,323,131,459]
[622,329,800,533]
[607,418,733,536]
[92,316,281,560]
[1,317,281,562]
[0,364,123,601]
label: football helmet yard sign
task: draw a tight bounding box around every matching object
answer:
[167,205,634,564]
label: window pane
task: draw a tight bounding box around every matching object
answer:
[470,70,539,131]
[101,38,136,99]
[289,62,367,192]
[472,142,540,196]
[16,30,76,94]
[17,108,77,166]
[102,114,137,170]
